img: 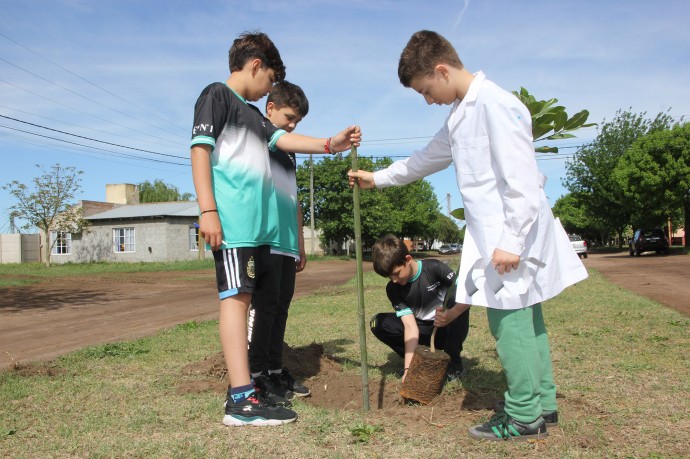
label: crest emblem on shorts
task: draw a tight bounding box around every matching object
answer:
[247,256,255,279]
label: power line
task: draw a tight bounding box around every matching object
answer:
[0,114,186,159]
[0,56,186,139]
[0,31,189,134]
[0,103,176,149]
[0,78,181,147]
[0,130,190,174]
[0,124,188,166]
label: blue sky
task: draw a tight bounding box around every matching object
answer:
[1,0,689,232]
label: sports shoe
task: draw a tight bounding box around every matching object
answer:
[445,360,466,382]
[273,367,310,398]
[493,399,559,427]
[223,393,297,427]
[469,411,547,441]
[254,374,292,407]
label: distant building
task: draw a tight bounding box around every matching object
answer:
[23,183,205,264]
[37,183,326,264]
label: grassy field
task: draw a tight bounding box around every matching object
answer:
[0,254,354,288]
[1,264,688,458]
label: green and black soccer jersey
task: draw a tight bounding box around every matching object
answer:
[386,259,456,321]
[190,82,287,249]
[268,147,299,258]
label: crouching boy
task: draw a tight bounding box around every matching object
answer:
[370,234,470,382]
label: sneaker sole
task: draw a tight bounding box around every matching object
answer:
[223,414,297,427]
[292,390,311,398]
[469,430,549,441]
[493,401,559,427]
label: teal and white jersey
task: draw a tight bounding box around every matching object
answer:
[269,148,299,258]
[191,82,286,249]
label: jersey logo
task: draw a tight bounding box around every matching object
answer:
[247,256,255,279]
[192,124,213,135]
[427,281,440,291]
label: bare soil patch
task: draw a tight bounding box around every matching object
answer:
[175,342,565,436]
[0,259,370,370]
[582,250,690,316]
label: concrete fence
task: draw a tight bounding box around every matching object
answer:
[0,233,41,264]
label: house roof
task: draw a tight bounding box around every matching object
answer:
[86,201,199,220]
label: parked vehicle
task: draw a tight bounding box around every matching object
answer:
[628,228,669,256]
[438,244,452,255]
[568,234,588,258]
[449,243,462,254]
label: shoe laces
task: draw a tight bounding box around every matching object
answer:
[253,380,277,406]
[486,410,511,427]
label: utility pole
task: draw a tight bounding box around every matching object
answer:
[446,193,451,217]
[9,213,16,233]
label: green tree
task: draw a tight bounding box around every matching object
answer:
[434,213,462,244]
[563,109,676,246]
[3,164,90,267]
[513,87,596,153]
[296,155,444,252]
[614,123,690,246]
[138,179,193,203]
[381,175,440,241]
[551,192,601,243]
[297,155,402,252]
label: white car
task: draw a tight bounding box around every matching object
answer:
[569,234,588,258]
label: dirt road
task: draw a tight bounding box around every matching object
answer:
[1,251,687,370]
[0,259,371,370]
[581,251,690,316]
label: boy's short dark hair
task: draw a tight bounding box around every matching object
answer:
[398,30,463,87]
[229,31,286,83]
[372,234,409,277]
[267,81,309,118]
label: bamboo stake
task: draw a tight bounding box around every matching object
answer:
[351,144,370,411]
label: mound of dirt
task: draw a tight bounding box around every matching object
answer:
[176,342,496,432]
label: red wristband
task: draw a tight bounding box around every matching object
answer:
[324,137,332,154]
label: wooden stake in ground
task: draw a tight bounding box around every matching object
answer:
[399,265,460,404]
[351,144,370,411]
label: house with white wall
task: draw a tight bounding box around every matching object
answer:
[42,183,326,264]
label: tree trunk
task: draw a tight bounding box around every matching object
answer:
[43,233,51,268]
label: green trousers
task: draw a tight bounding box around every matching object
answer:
[486,303,557,423]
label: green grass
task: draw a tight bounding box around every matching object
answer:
[0,265,688,458]
[0,259,216,287]
[0,259,216,277]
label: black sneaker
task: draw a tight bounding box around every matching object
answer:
[493,399,559,427]
[445,360,466,382]
[469,411,547,441]
[223,393,297,427]
[254,374,292,407]
[274,367,310,398]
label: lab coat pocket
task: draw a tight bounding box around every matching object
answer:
[454,136,491,175]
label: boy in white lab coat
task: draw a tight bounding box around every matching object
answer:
[349,30,588,441]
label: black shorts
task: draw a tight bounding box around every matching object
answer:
[213,245,272,299]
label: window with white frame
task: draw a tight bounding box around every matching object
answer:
[189,225,199,251]
[50,231,72,255]
[113,227,135,253]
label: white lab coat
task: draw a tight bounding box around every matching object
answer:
[374,72,588,309]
